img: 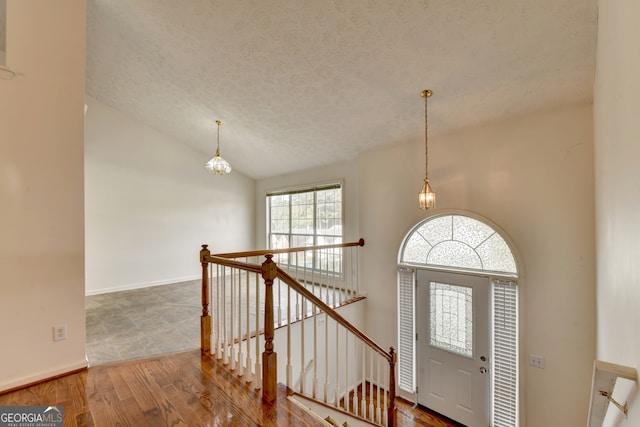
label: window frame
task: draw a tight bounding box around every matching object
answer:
[266,181,344,273]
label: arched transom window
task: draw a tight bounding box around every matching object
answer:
[400,214,517,276]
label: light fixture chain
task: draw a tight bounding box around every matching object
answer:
[216,120,222,152]
[424,93,429,180]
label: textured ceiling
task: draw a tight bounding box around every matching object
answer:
[86,0,597,179]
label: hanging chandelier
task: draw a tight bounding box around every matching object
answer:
[418,89,436,209]
[205,120,232,175]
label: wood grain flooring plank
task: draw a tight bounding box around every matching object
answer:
[121,362,159,413]
[161,383,206,427]
[146,358,174,388]
[106,364,133,401]
[161,358,220,425]
[167,353,279,426]
[74,410,95,427]
[84,367,116,427]
[115,395,147,427]
[106,390,141,427]
[126,360,191,426]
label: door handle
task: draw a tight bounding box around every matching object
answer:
[480,367,488,374]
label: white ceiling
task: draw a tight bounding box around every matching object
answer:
[85,0,597,179]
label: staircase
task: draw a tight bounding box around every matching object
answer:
[199,239,397,426]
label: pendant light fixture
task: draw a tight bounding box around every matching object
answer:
[418,89,436,209]
[205,119,232,175]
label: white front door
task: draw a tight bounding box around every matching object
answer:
[417,270,490,427]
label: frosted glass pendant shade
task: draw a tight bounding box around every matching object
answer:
[205,150,232,175]
[205,119,232,175]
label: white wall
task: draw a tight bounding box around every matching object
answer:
[0,1,87,391]
[85,96,255,294]
[594,0,640,426]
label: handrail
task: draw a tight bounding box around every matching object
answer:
[202,254,264,274]
[204,252,383,354]
[213,238,365,259]
[276,263,392,362]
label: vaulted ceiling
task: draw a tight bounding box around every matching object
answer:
[83,1,597,179]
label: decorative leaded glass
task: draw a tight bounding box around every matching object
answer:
[476,233,517,273]
[402,233,431,264]
[417,215,452,245]
[400,214,517,275]
[429,282,473,358]
[427,240,483,270]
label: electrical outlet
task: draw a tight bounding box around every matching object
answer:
[529,354,545,369]
[53,324,67,341]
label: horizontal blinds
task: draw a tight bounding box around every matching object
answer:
[266,183,341,197]
[492,279,519,427]
[397,267,416,392]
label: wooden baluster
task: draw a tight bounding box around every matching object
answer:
[345,331,351,414]
[383,359,388,427]
[200,245,211,353]
[361,342,366,417]
[334,318,339,409]
[245,269,251,383]
[216,265,222,359]
[313,306,318,399]
[286,283,292,389]
[377,357,382,424]
[261,254,278,403]
[388,347,397,427]
[254,271,261,389]
[230,268,236,370]
[222,268,228,365]
[369,349,374,422]
[300,296,306,394]
[324,313,330,403]
[353,333,358,415]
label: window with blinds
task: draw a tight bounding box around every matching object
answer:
[397,267,416,392]
[492,280,519,427]
[266,182,343,272]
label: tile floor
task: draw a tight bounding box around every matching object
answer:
[85,279,201,365]
[85,277,353,365]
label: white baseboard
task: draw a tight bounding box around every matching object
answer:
[0,358,88,394]
[85,275,200,296]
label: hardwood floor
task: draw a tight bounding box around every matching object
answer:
[0,350,325,427]
[0,349,464,427]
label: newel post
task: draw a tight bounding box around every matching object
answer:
[200,244,211,353]
[388,347,397,427]
[261,254,278,403]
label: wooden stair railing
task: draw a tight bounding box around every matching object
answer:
[199,240,397,427]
